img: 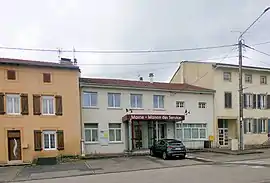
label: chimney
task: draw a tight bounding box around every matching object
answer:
[139,76,143,81]
[60,57,73,65]
[149,73,154,83]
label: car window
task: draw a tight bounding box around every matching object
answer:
[167,140,183,146]
[159,140,165,145]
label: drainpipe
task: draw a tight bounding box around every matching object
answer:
[79,86,85,156]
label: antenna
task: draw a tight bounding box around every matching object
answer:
[57,47,62,60]
[73,47,77,65]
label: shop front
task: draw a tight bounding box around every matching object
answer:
[122,113,185,151]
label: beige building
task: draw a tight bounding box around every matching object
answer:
[170,61,270,147]
[0,58,81,164]
[80,77,215,155]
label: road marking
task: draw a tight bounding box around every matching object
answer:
[84,161,95,174]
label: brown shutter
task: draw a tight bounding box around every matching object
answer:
[0,93,5,115]
[55,95,63,116]
[57,130,64,150]
[21,94,29,115]
[34,130,42,151]
[267,95,270,109]
[33,95,41,115]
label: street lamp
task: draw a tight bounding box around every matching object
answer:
[238,7,270,151]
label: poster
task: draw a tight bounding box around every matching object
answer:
[100,129,109,146]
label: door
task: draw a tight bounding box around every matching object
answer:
[7,130,22,161]
[159,124,167,139]
[218,128,229,146]
[268,119,270,139]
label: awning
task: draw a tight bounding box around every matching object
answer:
[122,113,185,122]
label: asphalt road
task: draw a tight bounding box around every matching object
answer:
[14,163,270,183]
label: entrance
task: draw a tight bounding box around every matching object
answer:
[7,130,22,161]
[218,119,229,146]
[158,123,166,139]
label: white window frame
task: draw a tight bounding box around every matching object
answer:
[84,124,99,143]
[108,123,122,142]
[6,94,21,115]
[259,94,266,109]
[223,72,231,81]
[42,96,55,115]
[244,118,252,134]
[258,118,267,133]
[108,93,121,108]
[130,94,143,109]
[43,131,57,150]
[153,95,164,109]
[83,92,98,108]
[176,101,185,108]
[198,102,206,108]
[244,94,253,108]
[245,73,252,83]
[260,76,267,84]
[176,123,207,140]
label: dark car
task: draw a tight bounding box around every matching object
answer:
[149,139,186,160]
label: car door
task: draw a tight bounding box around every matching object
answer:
[159,140,167,153]
[155,140,162,154]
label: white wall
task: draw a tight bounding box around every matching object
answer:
[81,86,214,154]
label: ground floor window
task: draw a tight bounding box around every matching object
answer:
[176,123,207,140]
[244,118,267,134]
[109,123,122,142]
[43,131,57,150]
[84,123,99,142]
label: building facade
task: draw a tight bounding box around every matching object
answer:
[170,61,270,147]
[0,58,81,164]
[80,77,215,155]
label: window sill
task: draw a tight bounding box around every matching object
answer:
[5,114,22,117]
[85,142,99,145]
[40,114,57,117]
[109,141,123,144]
[83,106,99,109]
[43,149,57,151]
[130,108,144,110]
[107,107,123,110]
[153,108,165,111]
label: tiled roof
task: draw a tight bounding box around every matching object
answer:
[0,58,80,70]
[80,77,215,92]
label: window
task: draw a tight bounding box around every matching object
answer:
[245,74,252,83]
[198,102,206,108]
[260,76,267,84]
[130,94,143,108]
[108,93,121,108]
[153,95,164,109]
[83,92,98,107]
[84,123,98,142]
[257,94,266,109]
[43,73,51,83]
[6,94,20,114]
[244,94,253,108]
[109,123,121,142]
[224,92,232,108]
[176,101,185,108]
[7,70,16,80]
[258,119,266,133]
[223,72,231,81]
[176,123,207,140]
[42,96,54,115]
[244,118,252,134]
[43,131,57,150]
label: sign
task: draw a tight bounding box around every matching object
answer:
[99,129,109,146]
[130,114,184,121]
[209,135,214,141]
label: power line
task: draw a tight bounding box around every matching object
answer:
[0,44,237,54]
[251,40,270,46]
[244,44,270,57]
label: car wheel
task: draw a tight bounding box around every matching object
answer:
[150,149,155,156]
[162,152,167,160]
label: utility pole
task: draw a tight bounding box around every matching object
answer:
[238,39,244,151]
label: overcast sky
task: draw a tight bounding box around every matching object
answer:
[0,0,269,82]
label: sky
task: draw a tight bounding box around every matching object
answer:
[0,0,270,82]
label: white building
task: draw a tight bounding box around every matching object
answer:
[80,77,215,155]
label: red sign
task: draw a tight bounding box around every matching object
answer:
[130,114,184,121]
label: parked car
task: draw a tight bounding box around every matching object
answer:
[149,139,186,160]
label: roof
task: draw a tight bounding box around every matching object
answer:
[0,58,80,71]
[80,77,215,93]
[214,63,270,72]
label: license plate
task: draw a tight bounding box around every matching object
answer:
[175,148,181,150]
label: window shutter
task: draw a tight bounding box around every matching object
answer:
[267,95,270,109]
[252,119,258,134]
[55,95,63,116]
[257,95,261,109]
[228,93,232,108]
[34,130,42,151]
[258,119,262,133]
[252,94,257,109]
[243,94,247,108]
[0,93,5,115]
[57,130,64,150]
[20,94,29,115]
[33,95,41,115]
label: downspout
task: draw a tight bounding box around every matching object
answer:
[212,92,216,148]
[79,85,85,156]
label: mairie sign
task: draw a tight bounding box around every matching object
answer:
[130,114,184,121]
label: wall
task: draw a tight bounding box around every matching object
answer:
[81,86,214,154]
[0,65,81,163]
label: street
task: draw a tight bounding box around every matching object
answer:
[13,163,270,183]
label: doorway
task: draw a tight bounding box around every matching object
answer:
[159,123,167,139]
[7,130,22,161]
[218,119,229,146]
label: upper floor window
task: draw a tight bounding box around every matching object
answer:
[224,92,232,108]
[83,92,97,107]
[153,95,164,109]
[42,96,54,115]
[130,94,143,108]
[176,101,185,108]
[257,94,266,109]
[245,74,252,83]
[6,94,20,114]
[43,73,52,83]
[7,70,16,80]
[223,72,231,81]
[84,123,98,142]
[108,93,121,108]
[260,76,267,85]
[198,102,206,108]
